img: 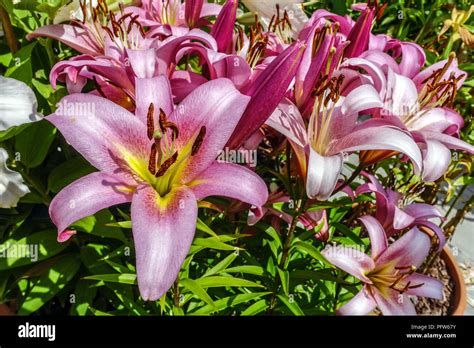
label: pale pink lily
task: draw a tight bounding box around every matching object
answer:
[356,172,445,249]
[342,56,474,181]
[323,215,443,315]
[266,83,423,201]
[47,78,268,300]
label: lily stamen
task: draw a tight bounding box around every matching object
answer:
[191,126,206,156]
[155,151,178,177]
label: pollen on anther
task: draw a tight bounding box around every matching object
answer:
[191,126,206,156]
[147,103,155,140]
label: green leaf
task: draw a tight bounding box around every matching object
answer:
[0,123,30,142]
[241,299,268,316]
[277,294,304,316]
[15,120,56,168]
[224,265,266,276]
[277,268,289,296]
[89,307,114,316]
[193,237,239,251]
[71,209,127,242]
[0,230,69,270]
[5,43,37,83]
[292,241,332,268]
[70,280,98,315]
[191,292,270,315]
[47,156,95,193]
[203,252,238,277]
[333,222,363,245]
[83,273,137,285]
[18,254,81,314]
[180,278,217,310]
[196,218,219,239]
[194,276,263,289]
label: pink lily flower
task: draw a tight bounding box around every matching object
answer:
[47,78,268,300]
[356,172,445,249]
[130,0,221,35]
[322,215,443,315]
[342,55,474,181]
[295,17,347,117]
[266,82,423,201]
[226,41,306,149]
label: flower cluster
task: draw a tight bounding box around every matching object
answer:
[2,0,473,316]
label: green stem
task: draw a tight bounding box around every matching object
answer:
[268,199,303,313]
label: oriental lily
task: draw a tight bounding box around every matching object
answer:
[356,172,445,249]
[323,215,443,315]
[343,55,474,181]
[47,77,268,300]
[267,82,423,201]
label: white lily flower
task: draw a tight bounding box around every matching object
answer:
[53,0,98,24]
[0,148,29,208]
[0,76,42,132]
[242,0,308,37]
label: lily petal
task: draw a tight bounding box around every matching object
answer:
[131,184,197,301]
[0,148,30,208]
[169,78,251,183]
[337,287,377,315]
[306,148,343,201]
[405,273,444,300]
[49,172,134,241]
[47,94,149,178]
[322,245,375,283]
[358,216,388,259]
[135,76,174,127]
[27,25,101,56]
[227,42,305,149]
[329,125,423,175]
[210,0,237,53]
[0,76,42,131]
[421,139,452,182]
[373,289,416,315]
[376,227,431,269]
[190,162,268,209]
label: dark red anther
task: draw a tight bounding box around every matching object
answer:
[191,126,206,156]
[159,108,167,132]
[148,144,157,175]
[147,103,155,140]
[155,151,178,177]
